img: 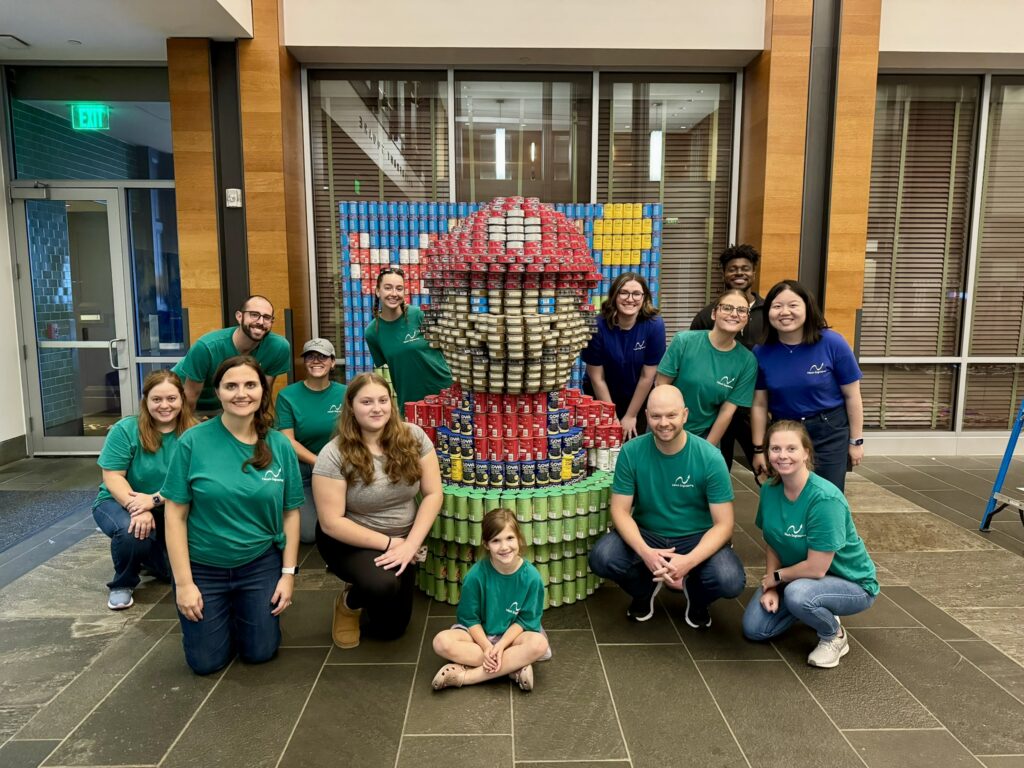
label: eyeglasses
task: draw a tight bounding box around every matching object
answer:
[724,265,754,274]
[243,310,275,323]
[618,291,645,300]
[304,353,332,363]
[716,304,750,317]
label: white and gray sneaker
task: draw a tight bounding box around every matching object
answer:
[807,621,849,668]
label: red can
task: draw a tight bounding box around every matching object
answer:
[488,414,502,440]
[474,413,488,439]
[518,414,532,440]
[503,413,517,440]
[404,402,418,423]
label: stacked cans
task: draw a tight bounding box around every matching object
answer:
[420,197,601,394]
[416,473,615,609]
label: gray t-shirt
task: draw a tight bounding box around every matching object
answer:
[313,422,433,537]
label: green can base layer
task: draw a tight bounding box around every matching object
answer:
[418,472,614,608]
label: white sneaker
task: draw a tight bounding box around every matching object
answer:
[807,625,849,668]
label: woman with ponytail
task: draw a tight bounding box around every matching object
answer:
[162,355,304,675]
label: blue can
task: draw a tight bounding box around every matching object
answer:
[652,203,663,216]
[463,459,476,486]
[399,217,408,234]
[548,434,563,458]
[460,435,474,458]
[427,218,437,234]
[361,217,371,232]
[369,201,380,216]
[548,458,562,482]
[520,460,536,487]
[428,202,437,217]
[398,201,409,216]
[652,218,662,233]
[357,201,368,217]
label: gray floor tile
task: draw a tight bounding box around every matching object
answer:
[539,601,591,630]
[909,465,995,498]
[398,735,512,768]
[853,465,902,487]
[880,587,976,640]
[602,644,746,767]
[699,660,865,768]
[43,636,221,766]
[0,526,97,591]
[944,607,1024,667]
[325,591,429,663]
[586,584,680,645]
[840,592,921,628]
[517,764,630,768]
[844,728,981,767]
[513,630,626,762]
[978,757,1024,768]
[853,511,1002,553]
[771,627,937,729]
[280,589,333,648]
[0,618,113,707]
[658,592,776,660]
[405,617,511,735]
[0,740,59,768]
[1,707,38,740]
[729,527,765,567]
[862,465,954,491]
[948,639,1024,702]
[279,663,412,768]
[872,551,1024,609]
[142,589,180,620]
[854,628,1024,755]
[17,620,174,739]
[162,647,328,768]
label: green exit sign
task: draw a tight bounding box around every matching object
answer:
[70,104,110,131]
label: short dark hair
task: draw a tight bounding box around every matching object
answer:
[718,244,760,270]
[241,294,274,313]
[762,279,829,345]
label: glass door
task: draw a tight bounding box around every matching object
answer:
[13,188,134,452]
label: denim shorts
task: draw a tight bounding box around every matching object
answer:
[451,623,553,661]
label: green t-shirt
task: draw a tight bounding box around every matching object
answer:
[656,330,757,437]
[456,557,545,635]
[364,305,452,411]
[160,417,304,568]
[94,416,180,509]
[756,472,879,596]
[611,432,734,537]
[173,327,292,411]
[275,381,347,456]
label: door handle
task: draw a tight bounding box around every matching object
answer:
[108,338,128,370]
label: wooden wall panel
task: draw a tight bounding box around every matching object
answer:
[238,0,311,383]
[167,39,222,340]
[738,0,812,293]
[825,0,882,343]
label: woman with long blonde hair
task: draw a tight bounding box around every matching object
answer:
[313,372,442,649]
[92,369,197,611]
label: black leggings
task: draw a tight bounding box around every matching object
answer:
[315,524,417,640]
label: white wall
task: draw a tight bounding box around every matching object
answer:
[0,159,28,446]
[284,0,765,67]
[880,0,1024,69]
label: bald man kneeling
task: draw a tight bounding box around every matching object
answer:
[588,385,745,628]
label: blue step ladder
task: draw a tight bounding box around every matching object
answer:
[980,396,1024,531]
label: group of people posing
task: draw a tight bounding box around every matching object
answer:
[90,243,876,686]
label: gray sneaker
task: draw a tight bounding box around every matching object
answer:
[807,625,849,668]
[107,588,134,611]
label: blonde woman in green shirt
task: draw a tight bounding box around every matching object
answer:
[742,420,878,669]
[163,356,303,675]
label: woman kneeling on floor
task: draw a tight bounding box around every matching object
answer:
[313,372,443,648]
[93,370,197,611]
[742,420,879,668]
[162,356,303,675]
[431,508,550,692]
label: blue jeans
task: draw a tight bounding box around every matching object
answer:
[588,528,746,608]
[800,405,850,493]
[92,499,171,590]
[742,576,876,640]
[176,546,283,675]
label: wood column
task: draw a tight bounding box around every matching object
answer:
[824,0,882,342]
[738,0,813,291]
[167,39,223,341]
[238,0,310,376]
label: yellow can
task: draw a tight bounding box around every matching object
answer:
[593,219,604,235]
[612,219,623,235]
[611,203,623,219]
[642,217,653,233]
[630,250,641,265]
[631,202,643,218]
[622,218,634,235]
[630,234,641,250]
[612,235,623,250]
[642,234,653,249]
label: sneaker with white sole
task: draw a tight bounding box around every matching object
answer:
[807,625,849,668]
[107,587,134,611]
[681,577,711,629]
[626,582,663,622]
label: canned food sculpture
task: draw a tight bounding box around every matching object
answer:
[405,197,624,609]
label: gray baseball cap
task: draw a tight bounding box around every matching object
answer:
[302,338,335,357]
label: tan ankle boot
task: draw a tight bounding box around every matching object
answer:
[332,589,361,649]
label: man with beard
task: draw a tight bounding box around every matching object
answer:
[174,295,292,412]
[588,385,745,629]
[690,244,765,470]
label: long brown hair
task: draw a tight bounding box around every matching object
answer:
[764,419,816,485]
[213,355,275,472]
[481,508,525,549]
[335,372,422,487]
[137,369,196,453]
[600,271,659,328]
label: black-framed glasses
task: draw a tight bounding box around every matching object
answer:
[243,310,275,323]
[716,303,750,317]
[304,353,332,363]
[618,290,645,300]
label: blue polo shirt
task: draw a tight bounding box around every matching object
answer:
[581,315,666,415]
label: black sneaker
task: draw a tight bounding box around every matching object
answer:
[626,582,663,622]
[682,577,711,629]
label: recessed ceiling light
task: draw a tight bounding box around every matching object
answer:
[67,39,82,45]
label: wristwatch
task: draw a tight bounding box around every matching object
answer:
[848,438,864,446]
[752,444,765,454]
[773,569,784,585]
[152,493,162,506]
[281,566,299,575]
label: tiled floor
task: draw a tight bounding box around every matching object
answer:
[1,455,1023,768]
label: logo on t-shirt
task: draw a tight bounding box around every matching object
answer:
[672,475,694,489]
[328,404,342,414]
[262,468,285,483]
[403,331,421,343]
[717,375,736,389]
[807,363,829,375]
[505,601,522,618]
[784,524,806,538]
[633,340,647,352]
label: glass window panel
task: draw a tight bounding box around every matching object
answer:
[860,363,956,431]
[963,364,1024,430]
[6,66,173,181]
[455,73,592,203]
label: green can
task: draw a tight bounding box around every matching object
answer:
[448,580,460,606]
[549,553,563,582]
[435,576,448,602]
[534,518,548,545]
[443,515,456,542]
[536,561,550,586]
[454,490,469,520]
[519,519,533,544]
[424,573,435,598]
[455,518,469,544]
[549,517,563,543]
[549,581,563,607]
[563,515,576,541]
[548,492,562,520]
[562,579,576,604]
[533,490,548,521]
[469,522,482,546]
[533,541,550,563]
[576,579,587,601]
[516,492,533,523]
[542,586,551,610]
[575,554,588,579]
[430,515,442,539]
